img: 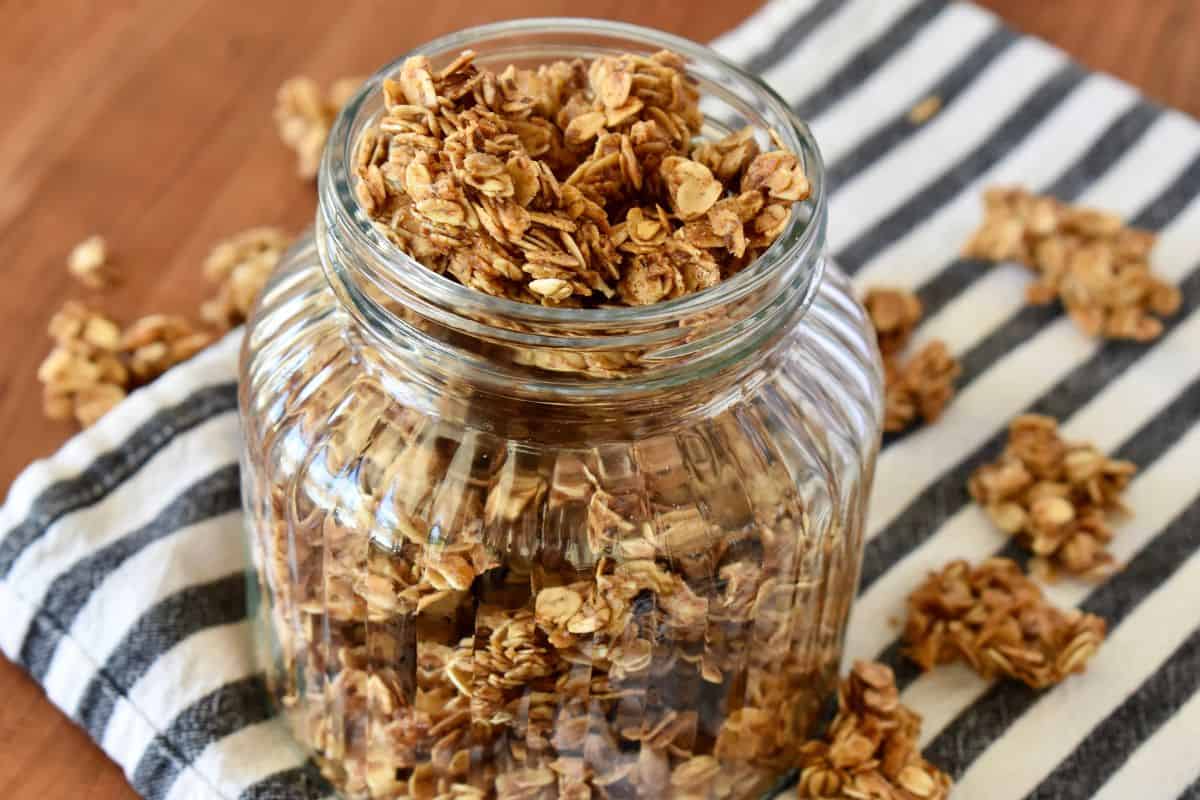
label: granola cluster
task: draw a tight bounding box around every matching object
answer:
[67,234,114,289]
[904,558,1106,689]
[352,50,810,307]
[963,187,1181,340]
[795,661,952,800]
[39,302,213,426]
[863,288,961,433]
[969,414,1136,581]
[275,76,365,179]
[200,226,292,328]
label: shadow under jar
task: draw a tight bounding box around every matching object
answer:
[240,18,884,800]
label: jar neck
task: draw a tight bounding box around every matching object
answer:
[313,18,828,431]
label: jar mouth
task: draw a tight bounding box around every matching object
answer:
[319,17,827,346]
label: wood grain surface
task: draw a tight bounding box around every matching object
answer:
[1,1,1196,797]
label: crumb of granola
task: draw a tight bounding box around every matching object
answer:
[904,557,1107,688]
[352,49,810,308]
[969,413,1136,580]
[795,660,953,799]
[907,95,942,126]
[963,187,1180,340]
[201,226,291,329]
[866,287,961,433]
[275,76,364,179]
[67,235,114,289]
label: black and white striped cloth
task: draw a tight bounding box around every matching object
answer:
[3,1,1199,797]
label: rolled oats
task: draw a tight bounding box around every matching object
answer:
[795,661,952,800]
[353,50,809,308]
[865,287,962,433]
[904,558,1107,688]
[969,414,1136,580]
[963,187,1181,340]
[201,226,291,329]
[67,235,114,289]
[275,75,365,179]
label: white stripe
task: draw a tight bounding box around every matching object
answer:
[813,3,998,166]
[41,511,245,715]
[762,0,926,104]
[851,75,1142,292]
[0,579,37,659]
[165,720,307,800]
[824,37,1064,255]
[0,330,239,535]
[101,621,257,777]
[952,534,1200,797]
[902,417,1200,746]
[1091,690,1200,800]
[846,307,1200,666]
[712,0,819,64]
[5,412,240,636]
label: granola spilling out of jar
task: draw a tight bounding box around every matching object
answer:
[795,661,952,800]
[969,414,1136,581]
[904,558,1107,689]
[352,50,810,306]
[963,187,1181,341]
[863,287,961,433]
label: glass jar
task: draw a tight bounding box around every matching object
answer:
[240,18,884,800]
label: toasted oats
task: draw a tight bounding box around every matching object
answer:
[964,187,1180,340]
[67,235,114,288]
[865,287,961,432]
[904,558,1107,688]
[352,50,809,311]
[795,661,952,800]
[201,227,291,328]
[969,414,1135,580]
[275,75,365,179]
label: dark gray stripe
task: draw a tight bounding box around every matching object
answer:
[0,382,237,578]
[17,464,242,682]
[837,63,1087,272]
[1183,774,1200,800]
[825,26,1016,189]
[743,0,846,74]
[909,101,1162,324]
[922,486,1200,779]
[860,262,1200,593]
[75,573,247,741]
[239,762,331,800]
[131,675,273,800]
[795,0,950,122]
[1025,621,1200,797]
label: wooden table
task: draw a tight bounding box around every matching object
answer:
[1,0,1196,796]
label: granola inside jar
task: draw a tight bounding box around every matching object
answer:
[240,19,884,800]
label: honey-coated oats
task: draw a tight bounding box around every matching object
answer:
[969,413,1136,581]
[904,558,1106,689]
[963,187,1181,341]
[352,50,809,307]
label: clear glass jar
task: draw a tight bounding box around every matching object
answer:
[240,19,884,800]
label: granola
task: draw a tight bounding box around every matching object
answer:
[969,414,1136,580]
[275,76,364,179]
[352,50,809,307]
[201,226,291,329]
[904,558,1107,689]
[795,661,952,800]
[963,187,1181,340]
[38,302,213,428]
[67,235,114,289]
[865,287,961,433]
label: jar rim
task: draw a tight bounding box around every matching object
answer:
[318,16,827,340]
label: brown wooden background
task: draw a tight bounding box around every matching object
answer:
[1,1,1197,796]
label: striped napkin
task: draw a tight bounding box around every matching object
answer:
[3,1,1199,798]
